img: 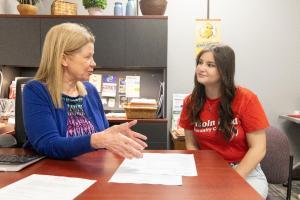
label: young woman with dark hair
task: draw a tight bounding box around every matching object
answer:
[179,44,269,199]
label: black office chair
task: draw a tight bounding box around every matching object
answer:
[14,77,33,147]
[0,77,32,147]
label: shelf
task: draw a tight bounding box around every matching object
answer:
[107,117,167,123]
[0,14,168,150]
[0,14,168,19]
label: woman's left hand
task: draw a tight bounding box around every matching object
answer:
[90,120,148,159]
[118,120,148,148]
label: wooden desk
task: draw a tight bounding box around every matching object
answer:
[279,115,300,124]
[0,149,262,200]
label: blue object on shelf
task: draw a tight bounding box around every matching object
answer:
[126,0,136,16]
[114,2,123,16]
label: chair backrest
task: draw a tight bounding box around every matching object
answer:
[261,126,291,183]
[14,77,32,147]
[261,126,293,200]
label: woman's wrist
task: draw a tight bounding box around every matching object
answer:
[91,132,106,149]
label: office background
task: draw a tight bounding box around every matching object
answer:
[0,0,300,161]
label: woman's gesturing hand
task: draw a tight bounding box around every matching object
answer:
[91,120,148,159]
[117,120,148,148]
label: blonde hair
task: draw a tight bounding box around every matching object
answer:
[35,23,95,108]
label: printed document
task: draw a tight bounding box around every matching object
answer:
[109,153,197,186]
[0,174,96,200]
[102,74,117,97]
[125,76,140,98]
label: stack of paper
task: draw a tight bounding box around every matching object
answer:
[130,98,157,105]
[126,98,157,109]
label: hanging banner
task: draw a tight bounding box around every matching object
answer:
[195,19,221,56]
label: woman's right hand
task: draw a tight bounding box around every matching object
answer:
[90,120,147,159]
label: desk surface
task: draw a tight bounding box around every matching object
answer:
[0,149,262,200]
[279,115,300,124]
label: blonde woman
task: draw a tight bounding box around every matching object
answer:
[23,23,147,159]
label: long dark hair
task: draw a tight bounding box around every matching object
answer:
[187,44,236,142]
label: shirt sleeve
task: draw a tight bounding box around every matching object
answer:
[178,96,194,130]
[240,94,269,133]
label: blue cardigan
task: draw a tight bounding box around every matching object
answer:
[23,80,109,159]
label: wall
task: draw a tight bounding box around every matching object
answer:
[1,0,300,160]
[166,0,300,162]
[0,1,4,13]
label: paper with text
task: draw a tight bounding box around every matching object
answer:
[109,172,182,185]
[109,153,197,186]
[0,174,96,200]
[125,76,140,98]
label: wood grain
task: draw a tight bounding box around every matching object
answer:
[0,149,263,200]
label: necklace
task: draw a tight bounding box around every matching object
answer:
[207,101,213,113]
[206,98,220,113]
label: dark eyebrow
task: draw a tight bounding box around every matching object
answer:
[197,59,216,65]
[207,61,216,65]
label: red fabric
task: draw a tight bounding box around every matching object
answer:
[179,86,269,163]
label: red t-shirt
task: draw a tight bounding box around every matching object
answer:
[179,86,269,163]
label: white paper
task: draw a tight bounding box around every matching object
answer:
[109,153,197,186]
[109,172,182,186]
[130,98,157,104]
[89,74,102,92]
[121,153,197,176]
[171,93,189,130]
[171,113,181,131]
[108,98,116,108]
[125,76,140,98]
[172,93,188,112]
[0,174,96,200]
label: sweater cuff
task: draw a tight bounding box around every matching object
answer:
[78,135,96,152]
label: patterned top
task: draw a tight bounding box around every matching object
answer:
[63,95,96,137]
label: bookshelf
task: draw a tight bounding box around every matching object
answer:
[0,15,168,149]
